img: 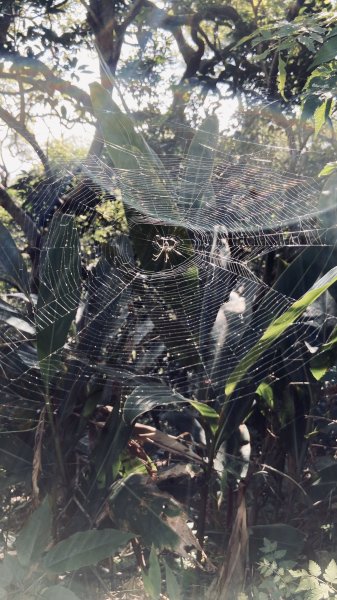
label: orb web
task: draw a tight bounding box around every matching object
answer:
[0,134,337,439]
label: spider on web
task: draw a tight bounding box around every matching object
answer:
[152,235,183,263]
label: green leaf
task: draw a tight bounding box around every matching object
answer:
[0,299,35,334]
[311,34,337,67]
[261,538,278,554]
[310,324,337,380]
[313,585,331,600]
[0,555,26,586]
[142,546,161,600]
[90,82,151,171]
[16,497,52,567]
[90,82,174,204]
[165,562,181,600]
[188,400,219,434]
[109,475,179,551]
[301,94,323,122]
[308,560,321,577]
[41,586,81,600]
[225,266,337,398]
[0,221,30,295]
[323,559,337,584]
[298,34,316,53]
[296,576,319,592]
[319,170,337,237]
[0,558,14,587]
[0,433,33,477]
[253,47,274,61]
[256,382,274,410]
[314,98,333,137]
[94,414,131,487]
[250,524,305,559]
[90,82,180,248]
[245,246,331,363]
[318,161,337,177]
[180,115,218,212]
[123,384,186,425]
[109,474,200,554]
[277,55,287,100]
[233,31,259,48]
[36,214,81,390]
[44,529,133,573]
[310,360,329,381]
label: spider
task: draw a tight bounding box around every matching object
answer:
[152,235,183,263]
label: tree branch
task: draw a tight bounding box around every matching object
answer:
[171,28,195,66]
[1,54,92,110]
[0,184,39,249]
[142,1,248,35]
[121,0,146,33]
[0,104,52,176]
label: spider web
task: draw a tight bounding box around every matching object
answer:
[0,130,337,440]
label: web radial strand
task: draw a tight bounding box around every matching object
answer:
[3,240,333,413]
[1,144,337,435]
[83,149,326,246]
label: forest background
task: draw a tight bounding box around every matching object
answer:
[1,1,337,599]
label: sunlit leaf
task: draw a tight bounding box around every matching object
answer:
[225,267,337,397]
[277,55,287,100]
[308,560,321,577]
[318,161,337,177]
[188,400,219,434]
[314,97,333,137]
[323,559,337,584]
[256,382,274,410]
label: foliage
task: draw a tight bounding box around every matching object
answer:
[0,496,132,598]
[244,539,337,600]
[2,1,337,599]
[0,87,336,599]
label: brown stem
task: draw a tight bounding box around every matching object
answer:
[131,538,146,570]
[196,455,214,559]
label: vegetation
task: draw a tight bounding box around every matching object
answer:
[1,1,337,599]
